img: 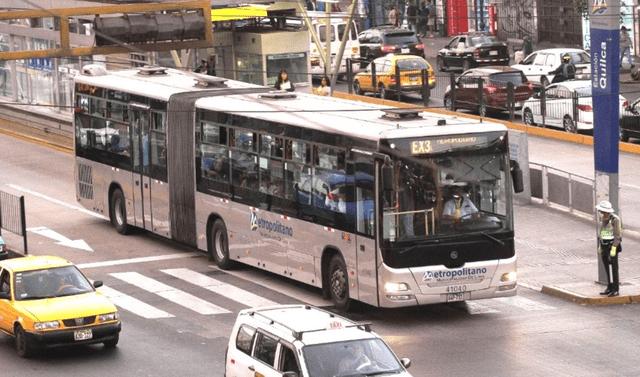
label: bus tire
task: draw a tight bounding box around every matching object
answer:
[210,219,234,270]
[110,188,130,235]
[328,254,351,311]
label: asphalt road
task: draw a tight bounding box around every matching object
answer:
[1,124,640,376]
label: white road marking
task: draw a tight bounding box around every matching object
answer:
[494,296,557,311]
[161,268,279,308]
[219,268,332,307]
[97,285,174,319]
[6,184,107,219]
[77,253,201,269]
[110,272,230,315]
[464,301,500,314]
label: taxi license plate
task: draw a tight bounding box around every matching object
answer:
[446,293,464,302]
[490,50,498,56]
[410,76,419,82]
[401,48,410,54]
[74,329,92,341]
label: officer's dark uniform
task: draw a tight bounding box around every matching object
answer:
[596,201,622,297]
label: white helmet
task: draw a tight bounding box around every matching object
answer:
[596,201,614,213]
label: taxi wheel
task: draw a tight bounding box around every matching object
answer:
[353,80,364,95]
[104,333,119,348]
[210,219,234,270]
[620,128,630,142]
[378,84,389,100]
[110,188,130,235]
[329,254,351,311]
[15,325,34,358]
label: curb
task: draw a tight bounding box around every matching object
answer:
[541,284,640,306]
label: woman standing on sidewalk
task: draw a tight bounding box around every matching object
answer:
[620,26,634,69]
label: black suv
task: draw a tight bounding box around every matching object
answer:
[357,25,425,68]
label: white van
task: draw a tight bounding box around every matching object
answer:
[306,12,361,77]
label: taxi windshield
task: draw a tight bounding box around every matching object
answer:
[302,338,403,377]
[13,266,94,300]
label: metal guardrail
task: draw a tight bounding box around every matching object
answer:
[529,162,595,219]
[0,190,28,253]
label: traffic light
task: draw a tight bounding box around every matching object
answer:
[94,11,206,46]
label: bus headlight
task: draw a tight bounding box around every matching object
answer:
[501,271,517,283]
[385,282,409,292]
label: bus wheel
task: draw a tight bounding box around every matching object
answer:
[110,189,130,235]
[210,219,234,270]
[329,254,351,311]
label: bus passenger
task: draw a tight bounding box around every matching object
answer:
[397,166,415,237]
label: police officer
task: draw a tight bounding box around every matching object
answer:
[596,201,622,297]
[549,53,576,83]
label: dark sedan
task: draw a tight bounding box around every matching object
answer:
[443,66,533,117]
[437,33,509,72]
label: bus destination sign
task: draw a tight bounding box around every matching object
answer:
[410,136,484,155]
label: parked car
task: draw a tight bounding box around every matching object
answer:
[521,80,628,133]
[0,255,121,357]
[226,305,414,377]
[619,98,640,142]
[443,66,534,116]
[353,54,435,99]
[511,48,591,87]
[436,33,509,72]
[357,25,425,68]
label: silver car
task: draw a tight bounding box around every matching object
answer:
[511,48,591,87]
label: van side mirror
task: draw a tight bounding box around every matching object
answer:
[382,156,394,192]
[510,160,524,193]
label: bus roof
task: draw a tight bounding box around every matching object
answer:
[195,90,507,141]
[75,66,507,141]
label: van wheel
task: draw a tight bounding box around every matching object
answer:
[329,254,351,311]
[110,188,130,235]
[210,219,234,270]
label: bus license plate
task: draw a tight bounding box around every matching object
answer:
[446,293,464,302]
[74,329,92,341]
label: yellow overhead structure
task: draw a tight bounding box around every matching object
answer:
[0,1,213,62]
[210,6,268,22]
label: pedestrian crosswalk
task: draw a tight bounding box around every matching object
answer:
[97,268,557,320]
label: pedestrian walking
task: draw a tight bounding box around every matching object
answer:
[406,1,418,34]
[426,0,436,37]
[620,26,634,69]
[417,1,428,37]
[389,5,399,27]
[596,201,622,297]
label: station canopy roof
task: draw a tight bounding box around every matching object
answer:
[211,5,269,21]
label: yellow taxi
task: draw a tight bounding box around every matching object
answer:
[0,255,121,357]
[353,54,436,99]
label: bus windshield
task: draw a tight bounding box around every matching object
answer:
[381,131,512,242]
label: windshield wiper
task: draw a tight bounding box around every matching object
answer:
[480,231,504,246]
[19,295,52,301]
[398,239,436,255]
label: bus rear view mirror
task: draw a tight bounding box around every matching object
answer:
[382,156,394,192]
[510,159,524,193]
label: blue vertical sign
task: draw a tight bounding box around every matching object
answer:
[590,0,619,174]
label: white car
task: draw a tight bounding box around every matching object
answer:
[511,48,591,87]
[225,305,413,377]
[521,80,628,133]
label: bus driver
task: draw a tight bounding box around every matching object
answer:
[443,185,477,219]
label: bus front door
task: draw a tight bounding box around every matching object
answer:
[130,105,153,231]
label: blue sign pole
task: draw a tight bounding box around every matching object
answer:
[590,0,619,284]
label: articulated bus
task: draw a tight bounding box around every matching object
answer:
[73,65,522,310]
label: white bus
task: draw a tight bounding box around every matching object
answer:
[73,65,522,311]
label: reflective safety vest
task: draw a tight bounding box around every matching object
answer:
[600,214,622,241]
